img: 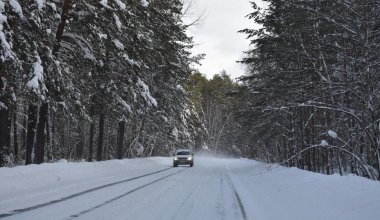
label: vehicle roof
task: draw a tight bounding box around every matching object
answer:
[175,149,191,153]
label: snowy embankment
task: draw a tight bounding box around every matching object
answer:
[0,157,379,220]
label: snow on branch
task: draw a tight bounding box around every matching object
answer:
[0,101,7,110]
[141,0,149,7]
[328,130,338,139]
[62,32,96,61]
[137,78,157,107]
[114,0,126,10]
[9,0,23,17]
[116,96,132,113]
[113,13,121,30]
[113,39,124,50]
[26,52,46,98]
[0,17,15,61]
[35,0,45,11]
[99,0,108,7]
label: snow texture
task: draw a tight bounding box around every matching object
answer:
[171,127,179,140]
[137,78,157,107]
[62,32,95,61]
[321,140,329,146]
[35,0,44,11]
[98,33,107,40]
[122,54,139,67]
[328,130,338,139]
[0,157,379,220]
[113,39,124,50]
[47,2,56,11]
[9,0,23,17]
[99,0,108,7]
[0,101,7,110]
[141,0,149,7]
[113,13,121,30]
[115,0,126,10]
[26,54,44,90]
[11,92,16,101]
[0,4,14,62]
[117,96,132,113]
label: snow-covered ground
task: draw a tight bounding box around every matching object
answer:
[0,157,379,220]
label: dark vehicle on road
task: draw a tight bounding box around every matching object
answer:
[173,149,194,167]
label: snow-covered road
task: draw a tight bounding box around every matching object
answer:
[1,157,380,220]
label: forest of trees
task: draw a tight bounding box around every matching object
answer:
[187,71,246,157]
[1,0,379,182]
[0,0,205,166]
[238,0,380,180]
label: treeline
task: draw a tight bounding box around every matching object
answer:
[187,71,243,156]
[238,0,380,180]
[0,0,203,166]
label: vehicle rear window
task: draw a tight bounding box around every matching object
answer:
[176,151,190,155]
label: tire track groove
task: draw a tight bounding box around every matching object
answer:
[0,167,173,219]
[69,168,187,219]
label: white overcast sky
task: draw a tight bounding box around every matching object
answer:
[185,0,265,80]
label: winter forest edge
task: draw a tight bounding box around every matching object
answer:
[1,0,380,182]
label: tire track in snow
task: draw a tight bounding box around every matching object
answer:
[168,166,211,220]
[0,167,173,219]
[68,168,187,219]
[232,184,247,220]
[226,172,247,220]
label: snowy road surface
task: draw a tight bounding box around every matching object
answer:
[1,157,380,220]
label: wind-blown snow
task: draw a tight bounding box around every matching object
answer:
[9,0,23,17]
[26,54,44,90]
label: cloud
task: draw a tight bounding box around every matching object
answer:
[186,0,263,79]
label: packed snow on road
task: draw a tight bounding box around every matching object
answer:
[0,156,379,220]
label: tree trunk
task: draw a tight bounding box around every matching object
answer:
[96,108,105,161]
[116,120,125,159]
[34,102,48,164]
[88,105,95,162]
[13,110,18,164]
[75,122,84,160]
[22,105,27,160]
[25,104,38,165]
[46,107,53,161]
[0,101,9,167]
[6,110,11,160]
[54,0,72,53]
